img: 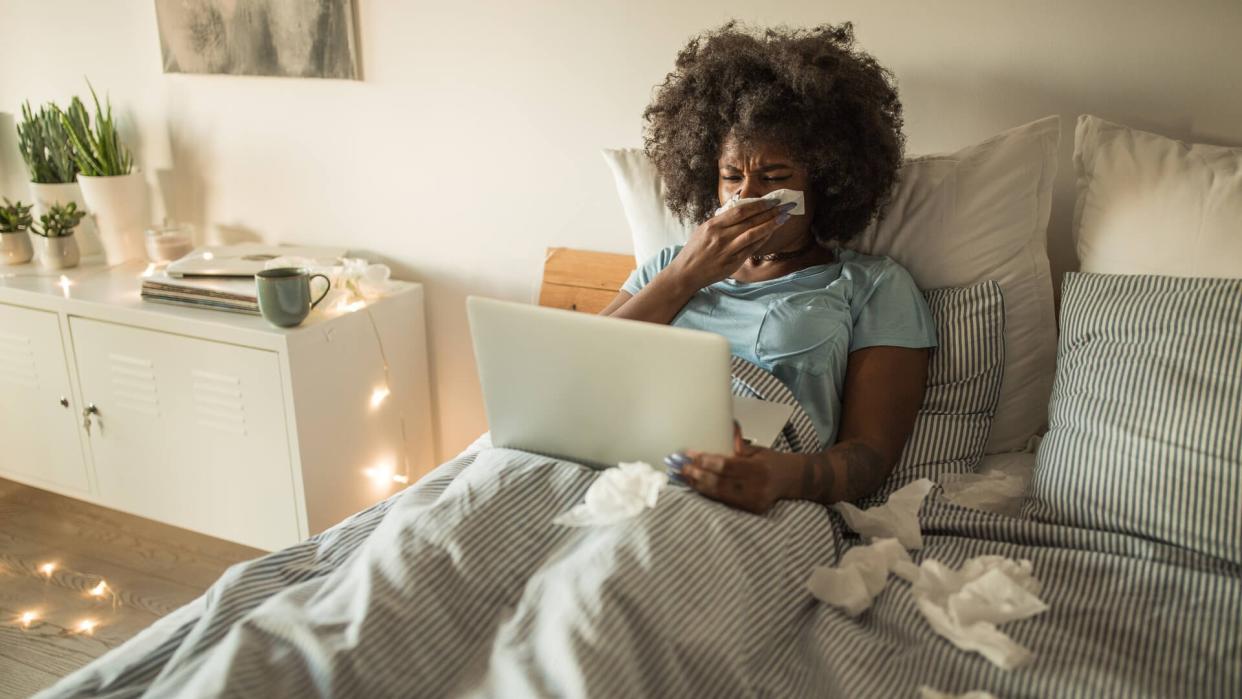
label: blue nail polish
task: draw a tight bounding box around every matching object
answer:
[779,202,797,212]
[776,213,790,225]
[664,454,687,469]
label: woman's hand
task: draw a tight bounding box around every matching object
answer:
[676,425,806,514]
[668,198,793,289]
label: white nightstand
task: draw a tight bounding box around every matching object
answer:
[0,262,436,550]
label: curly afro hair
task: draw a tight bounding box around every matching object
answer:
[643,22,905,245]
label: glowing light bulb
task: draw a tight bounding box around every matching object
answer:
[39,562,56,577]
[19,611,37,628]
[369,387,390,409]
[363,463,393,485]
[76,618,97,634]
[88,580,108,598]
[363,461,407,486]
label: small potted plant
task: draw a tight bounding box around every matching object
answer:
[16,100,102,257]
[31,202,87,270]
[0,198,35,265]
[62,83,146,266]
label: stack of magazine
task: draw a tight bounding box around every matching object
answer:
[140,272,259,315]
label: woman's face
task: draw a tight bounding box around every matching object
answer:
[716,135,816,251]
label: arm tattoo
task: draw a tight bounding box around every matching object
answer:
[799,441,888,505]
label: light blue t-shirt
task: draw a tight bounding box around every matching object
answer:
[622,245,937,448]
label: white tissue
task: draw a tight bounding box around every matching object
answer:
[806,537,910,616]
[713,188,806,216]
[552,462,665,527]
[832,479,935,550]
[903,556,1049,670]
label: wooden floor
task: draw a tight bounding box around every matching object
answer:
[0,478,261,698]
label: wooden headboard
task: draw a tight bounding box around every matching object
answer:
[539,247,636,314]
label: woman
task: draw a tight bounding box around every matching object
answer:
[601,22,936,514]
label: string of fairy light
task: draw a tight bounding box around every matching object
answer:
[12,561,119,636]
[357,303,413,487]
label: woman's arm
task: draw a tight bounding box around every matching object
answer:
[597,272,696,325]
[680,345,929,512]
[599,198,787,323]
[796,345,929,503]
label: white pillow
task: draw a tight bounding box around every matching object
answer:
[1073,115,1242,278]
[602,117,1061,454]
[601,116,1058,454]
[601,148,694,264]
[850,117,1060,454]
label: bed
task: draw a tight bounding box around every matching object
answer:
[36,116,1242,698]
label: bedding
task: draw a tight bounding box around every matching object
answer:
[603,117,1061,454]
[39,438,1242,698]
[1024,272,1242,564]
[1073,115,1242,278]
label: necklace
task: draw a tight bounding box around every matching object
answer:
[751,238,818,263]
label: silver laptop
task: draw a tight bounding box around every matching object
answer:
[467,296,737,468]
[166,244,348,277]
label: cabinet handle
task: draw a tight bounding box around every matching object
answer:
[83,404,99,434]
[59,396,70,408]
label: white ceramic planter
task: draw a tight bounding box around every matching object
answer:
[29,181,102,257]
[77,172,147,266]
[0,231,34,265]
[35,235,80,270]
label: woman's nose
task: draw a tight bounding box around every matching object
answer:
[738,177,764,199]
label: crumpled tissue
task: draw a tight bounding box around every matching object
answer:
[898,556,1049,670]
[806,537,910,616]
[553,462,665,527]
[714,188,806,216]
[832,478,935,550]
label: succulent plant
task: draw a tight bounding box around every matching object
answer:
[31,202,87,238]
[61,82,133,178]
[17,101,80,184]
[0,199,34,233]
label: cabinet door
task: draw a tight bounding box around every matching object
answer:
[70,318,299,550]
[0,304,89,493]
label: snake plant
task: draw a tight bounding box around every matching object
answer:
[17,101,80,184]
[61,83,134,177]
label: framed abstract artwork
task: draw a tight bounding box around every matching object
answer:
[154,0,359,80]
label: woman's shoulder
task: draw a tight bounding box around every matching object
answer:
[834,247,909,285]
[641,244,685,272]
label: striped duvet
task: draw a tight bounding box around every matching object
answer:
[37,438,1242,698]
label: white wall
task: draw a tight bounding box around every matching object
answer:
[3,0,1240,459]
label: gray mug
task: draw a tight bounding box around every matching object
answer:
[256,267,331,327]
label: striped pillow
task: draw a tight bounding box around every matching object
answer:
[869,280,1006,500]
[1024,273,1242,562]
